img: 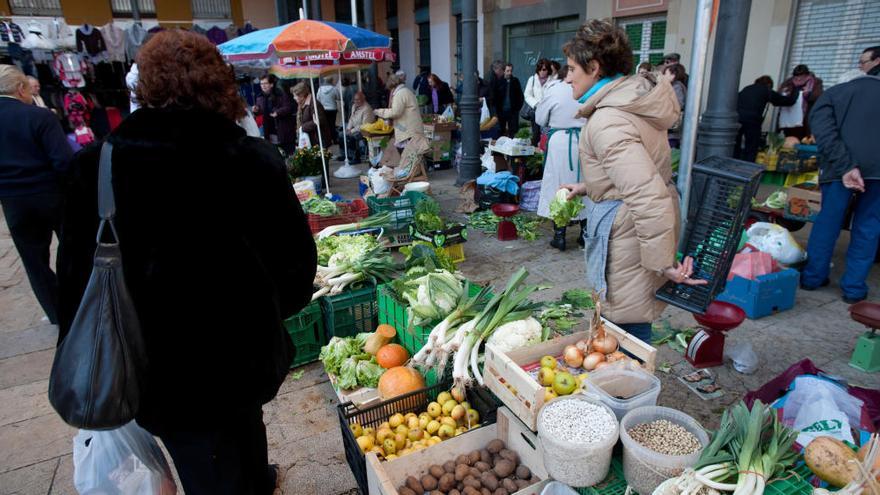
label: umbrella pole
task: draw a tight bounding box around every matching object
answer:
[337,69,350,166]
[308,69,330,196]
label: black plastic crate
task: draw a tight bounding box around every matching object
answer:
[656,157,764,314]
[337,381,500,494]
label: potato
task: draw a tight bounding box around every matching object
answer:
[486,439,505,454]
[480,449,492,464]
[480,471,499,491]
[499,449,518,465]
[455,463,471,481]
[470,467,481,478]
[430,491,444,495]
[462,487,481,495]
[439,473,456,492]
[474,461,491,472]
[493,489,509,495]
[405,475,424,493]
[481,488,491,495]
[398,487,416,495]
[468,450,482,465]
[449,490,461,495]
[502,478,518,492]
[805,436,860,488]
[515,478,531,489]
[516,465,531,480]
[444,460,457,473]
[493,459,515,478]
[463,475,482,489]
[429,465,446,479]
[457,454,472,466]
[422,474,439,491]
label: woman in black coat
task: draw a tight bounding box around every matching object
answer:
[254,74,297,154]
[291,81,332,148]
[57,30,316,495]
[428,73,455,113]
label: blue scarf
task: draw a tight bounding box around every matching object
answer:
[577,73,624,104]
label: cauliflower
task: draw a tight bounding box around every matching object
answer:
[486,317,543,353]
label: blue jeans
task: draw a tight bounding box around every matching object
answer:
[802,179,880,299]
[615,322,653,346]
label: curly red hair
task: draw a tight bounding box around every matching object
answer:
[135,30,244,121]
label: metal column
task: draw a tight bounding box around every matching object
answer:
[456,0,480,185]
[363,0,380,106]
[696,0,752,160]
[312,0,322,20]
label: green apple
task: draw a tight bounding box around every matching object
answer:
[540,355,558,369]
[553,371,578,396]
[538,366,556,386]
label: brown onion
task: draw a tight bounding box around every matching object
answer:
[563,345,584,368]
[594,361,611,370]
[582,352,606,371]
[576,340,590,353]
[592,334,619,354]
[606,350,627,363]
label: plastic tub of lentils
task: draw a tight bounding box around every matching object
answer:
[537,395,619,487]
[619,406,709,494]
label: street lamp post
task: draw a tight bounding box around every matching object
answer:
[456,0,480,186]
[363,0,380,106]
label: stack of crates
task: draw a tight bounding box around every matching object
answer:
[656,157,764,314]
[320,284,379,340]
[366,191,427,246]
[283,301,326,368]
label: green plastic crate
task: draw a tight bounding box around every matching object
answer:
[367,191,427,231]
[573,458,814,495]
[320,284,379,340]
[761,171,787,186]
[283,301,326,368]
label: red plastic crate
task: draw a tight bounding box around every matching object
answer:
[307,199,369,235]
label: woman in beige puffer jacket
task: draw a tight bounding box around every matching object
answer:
[561,19,705,344]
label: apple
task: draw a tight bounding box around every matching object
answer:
[544,386,558,402]
[553,371,578,396]
[427,401,442,418]
[538,366,556,386]
[438,424,455,438]
[540,355,558,369]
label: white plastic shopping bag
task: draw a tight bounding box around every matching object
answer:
[480,147,496,173]
[779,376,863,447]
[441,105,455,122]
[746,222,807,265]
[73,421,177,495]
[479,99,490,125]
[778,92,804,129]
[297,128,312,149]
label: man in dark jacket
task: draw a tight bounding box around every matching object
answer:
[493,63,524,138]
[800,63,880,303]
[412,68,431,99]
[734,75,797,162]
[253,74,297,154]
[0,65,72,324]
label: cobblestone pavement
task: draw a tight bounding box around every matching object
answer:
[1,166,877,495]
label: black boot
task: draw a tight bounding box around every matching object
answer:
[550,227,566,251]
[578,220,586,248]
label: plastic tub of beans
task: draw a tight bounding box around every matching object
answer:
[537,395,619,487]
[620,406,709,495]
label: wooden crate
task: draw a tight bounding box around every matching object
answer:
[483,319,657,431]
[366,407,550,495]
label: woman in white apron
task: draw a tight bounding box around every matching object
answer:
[535,65,589,251]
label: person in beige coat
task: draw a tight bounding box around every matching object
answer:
[375,73,424,144]
[561,19,705,344]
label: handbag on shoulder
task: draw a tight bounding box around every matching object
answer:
[49,142,148,430]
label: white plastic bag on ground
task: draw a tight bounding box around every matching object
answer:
[746,222,806,265]
[368,166,392,195]
[73,421,177,495]
[780,375,863,447]
[480,147,495,173]
[724,341,758,374]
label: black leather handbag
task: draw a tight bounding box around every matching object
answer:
[49,142,147,430]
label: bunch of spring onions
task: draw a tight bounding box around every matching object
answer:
[312,246,398,301]
[316,212,393,239]
[411,268,540,391]
[662,400,799,495]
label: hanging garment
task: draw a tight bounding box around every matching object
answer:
[21,21,55,50]
[55,53,88,88]
[101,23,126,63]
[125,23,147,62]
[238,22,257,36]
[76,25,107,57]
[48,18,76,49]
[205,26,228,45]
[74,124,95,145]
[65,91,93,127]
[0,21,25,43]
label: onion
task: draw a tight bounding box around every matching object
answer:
[606,350,627,363]
[582,352,606,371]
[563,345,584,368]
[576,339,590,354]
[594,361,611,370]
[592,333,618,354]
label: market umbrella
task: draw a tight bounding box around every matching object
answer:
[218,18,393,193]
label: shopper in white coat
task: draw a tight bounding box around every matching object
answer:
[535,65,589,251]
[523,59,553,146]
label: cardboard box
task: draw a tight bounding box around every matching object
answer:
[784,184,821,221]
[366,407,550,495]
[423,121,458,136]
[427,130,453,161]
[483,319,657,431]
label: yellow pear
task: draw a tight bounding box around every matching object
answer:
[356,435,374,452]
[349,423,363,437]
[389,413,404,428]
[437,391,453,405]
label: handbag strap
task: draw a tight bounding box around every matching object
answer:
[96,142,120,244]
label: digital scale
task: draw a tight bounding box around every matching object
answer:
[686,301,746,368]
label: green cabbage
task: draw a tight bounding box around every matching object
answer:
[549,188,585,228]
[355,359,384,388]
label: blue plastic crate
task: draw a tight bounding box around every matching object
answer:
[716,268,799,319]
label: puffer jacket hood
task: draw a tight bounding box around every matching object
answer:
[577,75,680,132]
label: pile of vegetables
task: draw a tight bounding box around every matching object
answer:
[394,270,466,328]
[661,400,799,495]
[316,234,379,265]
[559,294,628,371]
[759,190,787,209]
[400,241,457,274]
[414,197,445,232]
[319,334,385,390]
[411,267,541,394]
[468,210,542,241]
[537,289,595,336]
[312,245,398,300]
[316,211,393,239]
[806,434,879,495]
[549,188,585,228]
[302,197,338,216]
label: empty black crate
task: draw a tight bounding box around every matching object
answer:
[656,157,764,314]
[337,381,499,494]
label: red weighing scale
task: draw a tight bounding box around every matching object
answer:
[491,203,519,241]
[686,301,746,368]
